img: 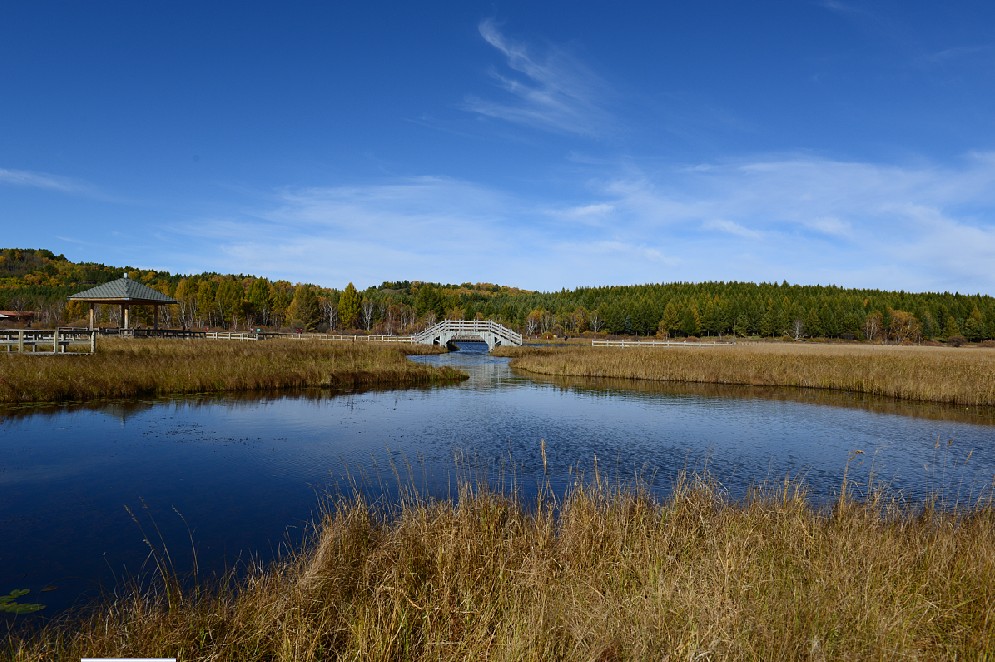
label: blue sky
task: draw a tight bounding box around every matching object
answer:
[2,1,995,294]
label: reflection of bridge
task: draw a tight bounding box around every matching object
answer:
[412,320,523,351]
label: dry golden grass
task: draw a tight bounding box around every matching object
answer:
[497,343,995,406]
[6,476,995,660]
[0,338,464,404]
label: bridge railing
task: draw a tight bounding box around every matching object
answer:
[483,320,523,346]
[411,320,522,346]
[410,321,448,344]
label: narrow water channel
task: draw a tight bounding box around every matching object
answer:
[2,342,993,616]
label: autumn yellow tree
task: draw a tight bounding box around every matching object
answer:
[887,309,921,344]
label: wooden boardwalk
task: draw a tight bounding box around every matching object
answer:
[1,329,96,354]
[205,331,417,342]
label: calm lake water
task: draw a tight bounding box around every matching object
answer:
[2,342,994,615]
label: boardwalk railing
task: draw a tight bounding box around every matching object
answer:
[283,333,416,343]
[205,331,417,343]
[592,339,735,348]
[206,331,261,341]
[1,329,96,354]
[202,321,522,350]
[134,329,207,339]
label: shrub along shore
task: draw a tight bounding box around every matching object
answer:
[0,338,464,405]
[495,342,995,407]
[5,476,995,660]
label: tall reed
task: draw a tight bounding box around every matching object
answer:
[0,339,463,404]
[5,475,994,660]
[498,343,995,406]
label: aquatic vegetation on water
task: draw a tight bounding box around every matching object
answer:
[0,590,44,615]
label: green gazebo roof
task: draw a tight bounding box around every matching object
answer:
[68,275,177,304]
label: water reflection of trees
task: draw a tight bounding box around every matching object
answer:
[4,366,992,429]
[523,372,995,427]
[0,383,446,423]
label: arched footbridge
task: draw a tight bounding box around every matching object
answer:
[412,320,522,351]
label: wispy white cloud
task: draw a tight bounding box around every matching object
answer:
[464,19,614,137]
[815,0,865,16]
[0,167,94,195]
[815,0,992,76]
[545,202,615,226]
[702,219,764,240]
[553,239,671,264]
[919,44,994,65]
[803,216,852,238]
[170,177,537,287]
[575,152,995,292]
[159,152,995,294]
[167,174,685,289]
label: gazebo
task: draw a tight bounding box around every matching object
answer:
[68,274,177,331]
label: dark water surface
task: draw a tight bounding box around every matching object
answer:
[2,342,994,615]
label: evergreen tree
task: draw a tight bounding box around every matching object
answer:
[338,282,362,330]
[943,315,962,340]
[246,278,272,326]
[964,305,987,342]
[269,281,294,327]
[414,283,445,320]
[289,284,322,331]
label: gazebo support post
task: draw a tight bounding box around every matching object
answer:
[88,304,95,331]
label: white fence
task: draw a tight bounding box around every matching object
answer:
[591,339,735,348]
[206,331,417,343]
[206,332,261,341]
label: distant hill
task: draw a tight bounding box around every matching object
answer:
[1,247,992,342]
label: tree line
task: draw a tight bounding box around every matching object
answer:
[1,248,994,342]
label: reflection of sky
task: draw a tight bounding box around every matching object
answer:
[2,343,994,615]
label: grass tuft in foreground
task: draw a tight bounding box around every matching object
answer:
[5,474,995,660]
[0,339,464,404]
[496,343,995,406]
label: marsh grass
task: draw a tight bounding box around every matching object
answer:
[5,472,995,661]
[497,343,995,406]
[0,339,464,404]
